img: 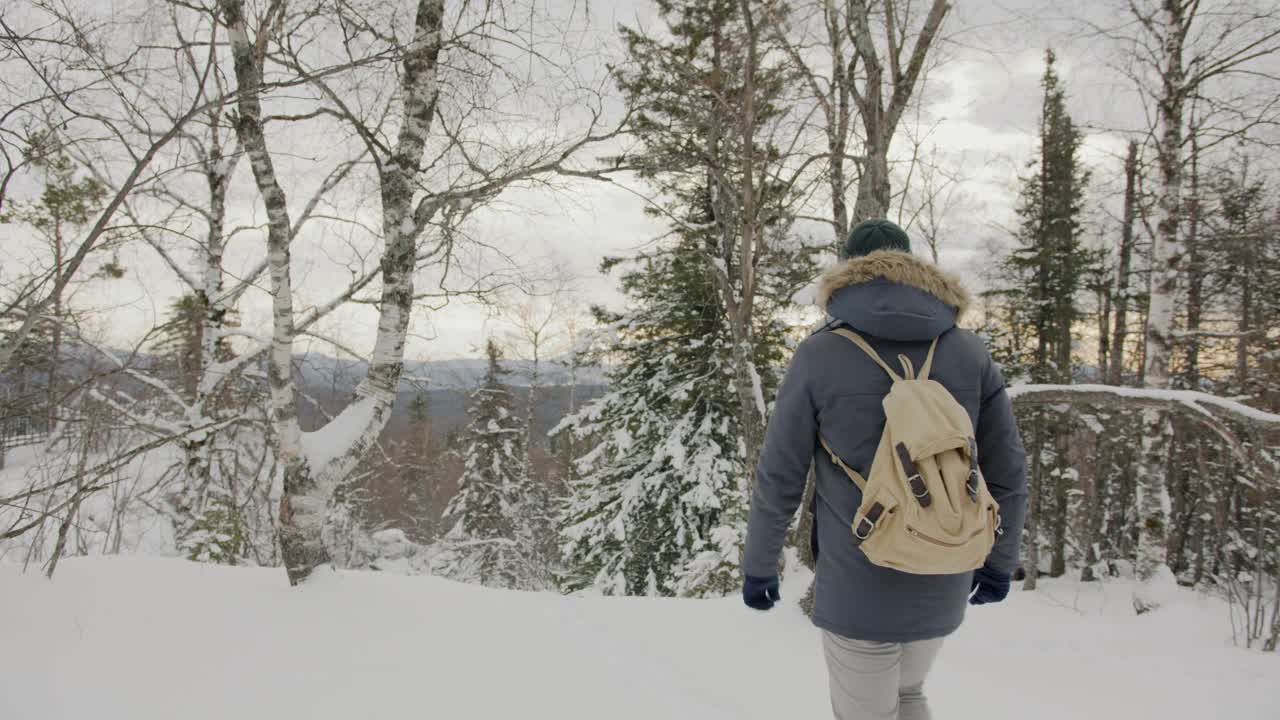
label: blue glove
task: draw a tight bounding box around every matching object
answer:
[743,575,781,611]
[970,565,1011,605]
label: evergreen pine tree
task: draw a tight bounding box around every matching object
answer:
[150,294,236,402]
[555,239,787,597]
[550,0,807,599]
[436,341,537,588]
[400,391,443,541]
[1203,164,1280,401]
[986,50,1097,586]
[0,144,109,425]
[612,0,814,480]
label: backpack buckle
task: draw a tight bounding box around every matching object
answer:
[853,516,876,541]
[852,503,886,546]
[966,468,980,501]
[907,474,933,507]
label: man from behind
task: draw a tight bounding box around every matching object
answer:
[741,219,1028,720]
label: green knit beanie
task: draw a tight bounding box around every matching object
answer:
[842,218,912,259]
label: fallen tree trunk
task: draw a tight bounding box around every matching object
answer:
[1008,383,1279,480]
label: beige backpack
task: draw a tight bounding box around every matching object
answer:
[819,329,1001,575]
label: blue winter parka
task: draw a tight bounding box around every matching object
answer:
[742,250,1029,642]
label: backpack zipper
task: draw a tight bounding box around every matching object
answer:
[906,526,985,548]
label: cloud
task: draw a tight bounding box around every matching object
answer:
[1,0,1174,361]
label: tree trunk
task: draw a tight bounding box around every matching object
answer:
[853,119,891,222]
[731,336,766,487]
[1236,262,1251,391]
[1108,141,1139,386]
[1050,418,1070,577]
[1079,423,1107,582]
[47,228,64,430]
[46,413,97,578]
[222,0,445,584]
[1183,132,1202,388]
[1051,251,1074,576]
[1097,281,1112,380]
[1134,0,1187,613]
[1165,428,1202,574]
[1023,414,1044,590]
[846,0,950,225]
[221,0,316,582]
[829,37,853,248]
[829,123,851,248]
[1188,443,1215,585]
[180,124,238,547]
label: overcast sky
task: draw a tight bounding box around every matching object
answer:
[6,0,1269,361]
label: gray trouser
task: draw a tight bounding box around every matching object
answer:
[821,631,944,720]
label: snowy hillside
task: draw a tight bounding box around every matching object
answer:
[1,558,1275,720]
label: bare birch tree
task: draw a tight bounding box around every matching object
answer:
[0,5,233,372]
[1123,0,1280,612]
[218,0,621,584]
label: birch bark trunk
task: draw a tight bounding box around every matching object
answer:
[1134,0,1188,613]
[221,0,311,580]
[221,0,446,584]
[181,114,240,536]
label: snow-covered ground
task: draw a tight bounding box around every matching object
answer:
[1,557,1276,720]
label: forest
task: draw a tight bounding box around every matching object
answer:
[1,0,1278,659]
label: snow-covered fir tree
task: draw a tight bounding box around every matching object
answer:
[613,0,816,480]
[553,0,811,599]
[555,238,789,598]
[436,340,541,589]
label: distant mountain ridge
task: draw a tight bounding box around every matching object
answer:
[295,353,607,391]
[291,352,609,442]
[2,344,609,445]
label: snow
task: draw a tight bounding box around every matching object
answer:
[1,557,1276,720]
[791,278,819,306]
[747,363,768,421]
[1,442,184,563]
[1006,382,1280,425]
[299,396,378,470]
[0,442,45,468]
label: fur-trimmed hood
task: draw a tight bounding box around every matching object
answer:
[816,250,971,341]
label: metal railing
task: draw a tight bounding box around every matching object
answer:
[0,417,51,451]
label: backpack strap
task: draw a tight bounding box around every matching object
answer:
[832,327,941,382]
[918,337,940,380]
[818,435,866,492]
[895,442,932,508]
[897,354,916,380]
[831,328,902,382]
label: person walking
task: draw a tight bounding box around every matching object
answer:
[741,219,1028,720]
